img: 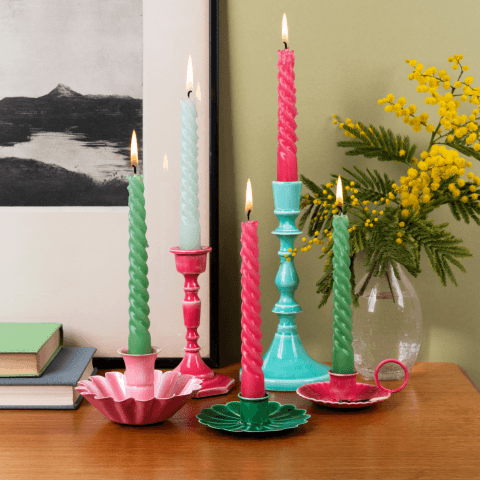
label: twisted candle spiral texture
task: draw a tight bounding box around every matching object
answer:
[240,221,265,398]
[332,215,354,374]
[277,48,298,182]
[180,98,201,250]
[127,175,151,355]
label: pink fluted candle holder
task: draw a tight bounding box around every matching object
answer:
[297,359,409,409]
[170,246,235,398]
[75,347,203,425]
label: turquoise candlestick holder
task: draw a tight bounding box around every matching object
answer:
[261,181,330,390]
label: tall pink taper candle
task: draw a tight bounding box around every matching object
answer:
[277,13,298,182]
[240,179,265,398]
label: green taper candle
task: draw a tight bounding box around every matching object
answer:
[127,131,151,355]
[332,176,355,374]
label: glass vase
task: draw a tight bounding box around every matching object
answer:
[352,256,422,381]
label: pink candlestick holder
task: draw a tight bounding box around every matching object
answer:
[297,359,409,409]
[75,347,203,425]
[170,246,235,398]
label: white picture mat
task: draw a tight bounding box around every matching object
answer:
[0,0,211,358]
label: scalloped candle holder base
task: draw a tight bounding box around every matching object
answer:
[188,373,236,399]
[197,393,310,433]
[296,359,409,409]
[75,347,202,425]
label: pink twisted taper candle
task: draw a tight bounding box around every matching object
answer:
[277,47,298,182]
[240,220,265,398]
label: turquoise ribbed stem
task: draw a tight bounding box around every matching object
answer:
[180,98,201,250]
[127,175,151,355]
[332,213,354,374]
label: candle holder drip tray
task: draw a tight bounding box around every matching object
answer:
[197,393,310,433]
[297,359,409,409]
[76,347,202,425]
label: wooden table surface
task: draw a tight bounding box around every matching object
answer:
[0,362,479,480]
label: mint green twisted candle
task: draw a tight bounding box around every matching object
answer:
[180,58,201,250]
[332,177,354,374]
[127,168,151,355]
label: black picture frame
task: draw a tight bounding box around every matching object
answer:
[93,0,220,370]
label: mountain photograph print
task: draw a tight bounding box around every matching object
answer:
[0,0,143,206]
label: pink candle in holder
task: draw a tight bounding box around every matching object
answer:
[277,13,298,182]
[240,179,265,399]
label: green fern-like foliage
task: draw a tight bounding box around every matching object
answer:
[298,55,480,308]
[338,122,418,165]
[300,165,473,309]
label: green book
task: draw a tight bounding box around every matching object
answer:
[0,323,63,377]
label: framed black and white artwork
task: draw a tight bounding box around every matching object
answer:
[0,0,220,368]
[0,0,143,207]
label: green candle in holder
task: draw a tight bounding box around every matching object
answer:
[332,176,355,374]
[127,130,151,355]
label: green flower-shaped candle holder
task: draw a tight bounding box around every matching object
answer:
[197,394,310,433]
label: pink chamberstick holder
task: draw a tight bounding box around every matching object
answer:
[297,359,409,409]
[170,246,235,398]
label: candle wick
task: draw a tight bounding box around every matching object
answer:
[133,165,137,175]
[338,205,343,215]
[283,42,288,49]
[188,90,193,98]
[247,210,251,221]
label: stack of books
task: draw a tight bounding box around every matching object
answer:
[0,323,96,409]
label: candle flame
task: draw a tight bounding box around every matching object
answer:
[130,130,138,167]
[163,153,168,169]
[336,176,344,206]
[245,179,253,212]
[282,13,288,43]
[196,83,201,101]
[186,55,193,91]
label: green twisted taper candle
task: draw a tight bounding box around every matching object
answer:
[127,174,151,355]
[332,212,355,374]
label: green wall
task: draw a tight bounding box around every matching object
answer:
[218,0,480,387]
